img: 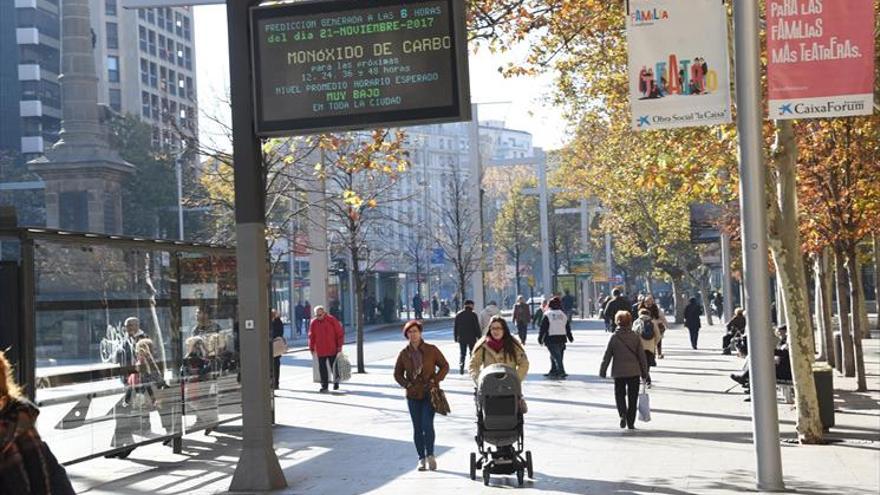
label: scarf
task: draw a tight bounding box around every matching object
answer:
[408,342,423,376]
[486,336,504,353]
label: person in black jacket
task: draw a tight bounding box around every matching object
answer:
[271,309,285,389]
[602,289,631,332]
[684,297,703,349]
[453,300,481,374]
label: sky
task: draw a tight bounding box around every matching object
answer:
[192,5,568,152]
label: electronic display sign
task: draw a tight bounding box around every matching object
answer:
[251,0,471,136]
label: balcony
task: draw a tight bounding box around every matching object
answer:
[20,100,43,118]
[18,64,41,81]
[16,27,40,45]
[21,136,45,154]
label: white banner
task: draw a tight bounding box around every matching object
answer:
[627,0,732,131]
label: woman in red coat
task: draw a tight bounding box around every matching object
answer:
[309,305,344,392]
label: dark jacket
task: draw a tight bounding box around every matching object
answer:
[512,302,531,326]
[684,302,703,329]
[271,316,284,339]
[453,308,481,345]
[599,328,649,379]
[394,342,450,400]
[0,398,75,495]
[726,314,746,334]
[602,296,631,326]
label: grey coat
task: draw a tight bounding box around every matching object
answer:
[599,328,649,379]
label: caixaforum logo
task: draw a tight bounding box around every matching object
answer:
[630,7,670,26]
[778,100,866,117]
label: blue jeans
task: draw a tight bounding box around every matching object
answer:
[547,341,566,375]
[407,397,435,459]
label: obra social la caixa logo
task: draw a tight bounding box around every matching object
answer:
[630,6,670,26]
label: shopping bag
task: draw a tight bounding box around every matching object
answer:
[334,352,352,382]
[272,336,287,357]
[637,384,651,422]
[311,354,333,383]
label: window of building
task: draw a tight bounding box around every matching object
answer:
[184,47,192,70]
[157,7,165,29]
[183,16,191,40]
[109,89,121,112]
[150,94,159,120]
[158,34,166,60]
[178,74,185,92]
[161,97,169,121]
[105,0,117,16]
[138,8,145,20]
[175,12,183,36]
[106,55,119,83]
[165,8,174,32]
[139,26,147,52]
[148,30,156,56]
[140,58,148,85]
[146,8,155,24]
[106,22,118,49]
[176,42,184,67]
[168,69,176,95]
[185,77,194,100]
[149,62,157,88]
[142,91,150,118]
[169,101,177,123]
[166,38,175,62]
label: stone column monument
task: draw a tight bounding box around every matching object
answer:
[29,0,132,234]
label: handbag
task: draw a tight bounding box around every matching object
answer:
[637,383,651,422]
[272,336,288,357]
[429,386,451,415]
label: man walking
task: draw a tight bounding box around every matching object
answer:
[684,297,703,350]
[308,306,344,392]
[602,288,630,332]
[512,295,532,343]
[561,290,576,321]
[413,293,423,320]
[478,300,500,335]
[453,300,481,374]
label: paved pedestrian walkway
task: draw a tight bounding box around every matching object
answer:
[66,318,879,494]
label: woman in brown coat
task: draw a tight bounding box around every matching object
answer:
[599,311,650,430]
[394,320,449,472]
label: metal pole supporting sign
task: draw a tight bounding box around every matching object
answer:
[732,0,785,491]
[227,0,286,490]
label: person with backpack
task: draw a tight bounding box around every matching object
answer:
[634,308,662,367]
[599,311,650,430]
[637,295,667,359]
[538,297,574,379]
[684,297,703,350]
[512,295,532,344]
[393,320,449,472]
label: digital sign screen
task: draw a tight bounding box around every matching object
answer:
[251,0,471,136]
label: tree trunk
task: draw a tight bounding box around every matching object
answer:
[852,251,871,340]
[834,248,856,377]
[813,251,834,363]
[698,274,714,326]
[671,276,685,324]
[352,248,366,374]
[844,248,868,391]
[767,120,823,443]
[817,248,836,366]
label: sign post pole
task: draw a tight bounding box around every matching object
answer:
[732,0,785,490]
[227,0,286,490]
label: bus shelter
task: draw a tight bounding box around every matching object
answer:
[0,227,241,463]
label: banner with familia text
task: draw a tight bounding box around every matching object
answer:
[767,0,875,120]
[627,0,732,131]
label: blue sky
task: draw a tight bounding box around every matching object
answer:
[193,5,568,151]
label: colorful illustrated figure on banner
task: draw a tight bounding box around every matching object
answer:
[767,0,875,119]
[627,0,732,131]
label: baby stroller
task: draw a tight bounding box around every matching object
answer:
[469,364,533,486]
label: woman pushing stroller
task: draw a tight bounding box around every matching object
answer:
[469,315,529,383]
